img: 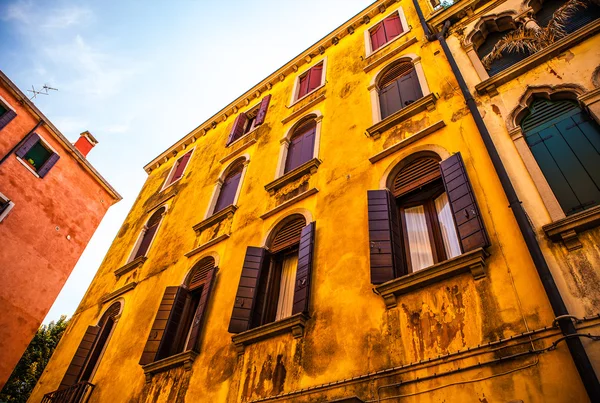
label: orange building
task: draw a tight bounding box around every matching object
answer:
[0,70,121,389]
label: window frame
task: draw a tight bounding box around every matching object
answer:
[364,7,410,57]
[227,103,261,148]
[275,112,323,179]
[160,147,196,192]
[0,191,15,223]
[289,57,327,107]
[0,94,17,131]
[127,205,168,264]
[204,156,249,219]
[15,133,60,178]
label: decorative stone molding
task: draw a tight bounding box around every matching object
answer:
[578,87,600,125]
[114,256,147,277]
[365,93,438,139]
[231,313,310,355]
[100,282,137,303]
[185,234,230,258]
[475,20,600,96]
[141,350,198,383]
[260,188,319,220]
[593,66,600,88]
[369,121,446,163]
[193,205,237,234]
[282,93,326,124]
[543,205,600,251]
[146,190,177,214]
[265,158,322,195]
[219,130,258,164]
[374,248,489,309]
[363,37,418,73]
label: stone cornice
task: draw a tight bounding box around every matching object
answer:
[192,205,237,234]
[185,234,230,258]
[366,93,438,139]
[369,120,446,163]
[231,313,309,355]
[282,93,326,125]
[264,158,321,195]
[100,282,137,303]
[141,350,198,382]
[260,188,319,220]
[363,36,419,73]
[114,256,147,277]
[542,205,600,251]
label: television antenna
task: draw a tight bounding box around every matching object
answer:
[28,84,58,100]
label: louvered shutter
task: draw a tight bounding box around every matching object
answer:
[368,189,405,284]
[292,222,315,315]
[383,14,403,40]
[439,153,490,252]
[299,126,316,167]
[134,222,159,259]
[397,70,423,107]
[15,133,41,158]
[228,247,269,333]
[139,286,189,365]
[370,24,387,51]
[271,217,305,253]
[307,64,323,92]
[254,95,272,126]
[392,157,441,197]
[227,113,248,146]
[37,153,60,178]
[214,163,243,212]
[59,326,100,389]
[379,81,401,119]
[171,151,192,182]
[189,257,215,290]
[285,133,304,173]
[0,109,16,131]
[185,267,217,351]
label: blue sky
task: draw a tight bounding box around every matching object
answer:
[0,0,371,323]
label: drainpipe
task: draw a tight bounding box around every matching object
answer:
[411,0,600,400]
[0,119,43,166]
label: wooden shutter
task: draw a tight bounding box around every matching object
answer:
[135,222,159,259]
[370,24,387,51]
[383,13,403,40]
[15,133,41,158]
[285,120,316,173]
[139,286,189,365]
[392,157,441,197]
[59,326,100,389]
[271,217,306,253]
[439,153,490,252]
[214,162,243,212]
[292,222,315,315]
[378,62,414,118]
[379,81,401,120]
[397,70,423,107]
[307,64,323,92]
[185,267,217,351]
[171,151,192,182]
[228,247,269,334]
[0,109,16,131]
[298,74,310,99]
[368,190,405,284]
[37,153,60,178]
[227,113,248,146]
[189,257,215,290]
[254,95,272,126]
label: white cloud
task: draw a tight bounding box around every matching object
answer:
[3,0,91,29]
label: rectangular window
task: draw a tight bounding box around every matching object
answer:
[0,191,15,223]
[226,95,271,146]
[369,12,404,53]
[297,63,323,99]
[15,133,60,178]
[0,96,17,131]
[163,150,193,189]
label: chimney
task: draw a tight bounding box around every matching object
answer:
[74,131,98,157]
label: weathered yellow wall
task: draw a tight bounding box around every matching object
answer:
[29,0,598,402]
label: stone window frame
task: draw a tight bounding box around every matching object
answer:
[367,53,431,126]
[289,57,328,107]
[0,191,15,223]
[85,300,124,382]
[203,154,250,220]
[363,5,411,58]
[125,203,169,265]
[160,147,196,192]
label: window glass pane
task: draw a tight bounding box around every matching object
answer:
[23,141,51,170]
[435,193,462,259]
[275,252,298,321]
[404,205,434,271]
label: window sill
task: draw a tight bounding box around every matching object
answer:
[366,93,438,139]
[265,158,321,195]
[369,120,446,163]
[114,256,147,277]
[260,188,319,220]
[289,83,326,108]
[231,313,309,355]
[185,234,230,258]
[542,205,600,251]
[0,200,15,223]
[374,248,489,309]
[16,156,40,178]
[282,93,326,124]
[100,282,137,303]
[141,350,198,383]
[475,19,600,97]
[220,130,259,164]
[193,204,237,234]
[364,35,417,73]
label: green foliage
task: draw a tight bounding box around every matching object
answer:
[0,316,69,403]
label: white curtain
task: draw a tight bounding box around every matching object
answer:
[405,205,434,272]
[275,253,298,321]
[435,193,461,259]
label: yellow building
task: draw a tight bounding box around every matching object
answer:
[30,0,600,402]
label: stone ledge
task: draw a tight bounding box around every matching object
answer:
[475,20,600,97]
[231,313,309,355]
[366,93,438,139]
[114,256,147,277]
[192,205,237,234]
[141,350,198,383]
[264,158,321,195]
[220,131,258,164]
[185,234,230,258]
[543,205,600,251]
[363,36,418,73]
[100,282,137,303]
[146,190,177,214]
[369,120,446,163]
[375,248,489,309]
[282,93,326,124]
[260,188,319,220]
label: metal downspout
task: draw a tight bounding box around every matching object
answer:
[410,0,600,400]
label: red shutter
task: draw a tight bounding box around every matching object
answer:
[185,267,217,351]
[254,95,272,126]
[370,24,387,51]
[0,109,16,131]
[228,247,269,334]
[139,286,189,365]
[134,221,159,259]
[171,151,192,183]
[367,189,405,284]
[214,163,243,213]
[298,75,310,99]
[227,113,248,146]
[307,64,323,92]
[292,222,315,315]
[15,132,40,158]
[439,153,490,252]
[383,14,403,41]
[37,153,60,178]
[59,326,100,389]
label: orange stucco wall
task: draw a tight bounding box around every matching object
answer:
[0,83,116,389]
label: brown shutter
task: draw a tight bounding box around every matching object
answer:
[185,267,217,351]
[37,153,60,178]
[292,222,315,315]
[254,94,271,126]
[270,217,306,253]
[0,109,16,131]
[59,326,100,389]
[392,157,441,197]
[15,132,40,158]
[227,113,248,146]
[189,257,215,290]
[368,189,405,284]
[228,247,268,334]
[139,286,188,365]
[439,153,490,252]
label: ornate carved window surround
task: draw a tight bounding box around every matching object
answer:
[374,248,488,309]
[265,158,322,195]
[231,313,309,355]
[141,350,198,383]
[543,206,600,252]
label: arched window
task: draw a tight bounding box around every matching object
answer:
[285,118,316,173]
[535,0,600,34]
[521,99,600,215]
[475,28,530,76]
[132,206,165,260]
[377,61,423,119]
[59,302,122,390]
[214,161,244,212]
